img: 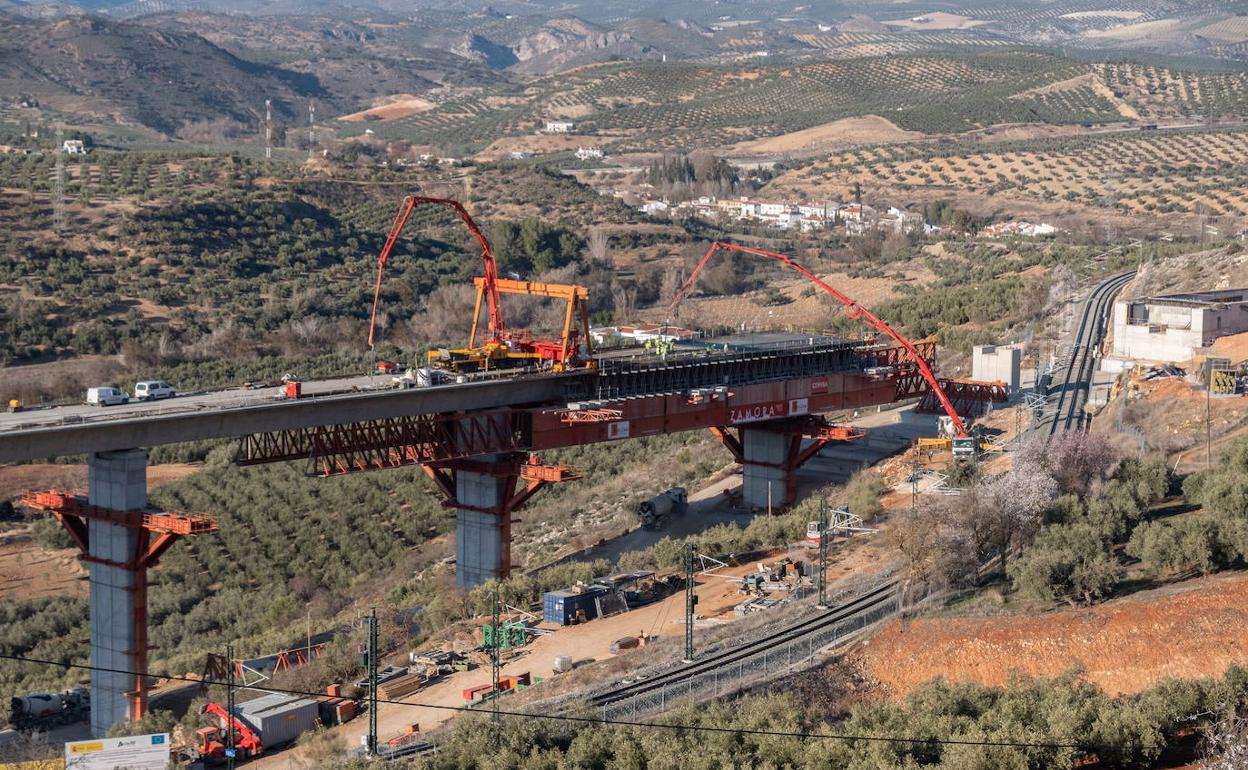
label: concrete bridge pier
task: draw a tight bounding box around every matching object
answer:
[86,448,148,736]
[422,454,579,591]
[454,466,511,590]
[712,420,865,512]
[740,428,790,512]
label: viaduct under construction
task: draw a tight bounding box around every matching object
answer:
[0,197,1005,736]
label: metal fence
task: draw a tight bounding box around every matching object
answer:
[599,589,910,721]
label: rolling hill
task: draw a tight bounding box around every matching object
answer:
[0,13,333,136]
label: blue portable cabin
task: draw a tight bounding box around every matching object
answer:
[543,586,609,625]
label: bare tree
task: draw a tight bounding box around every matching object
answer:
[1201,708,1248,769]
[660,266,682,307]
[587,227,609,264]
[611,283,637,321]
[889,497,977,588]
[0,729,60,767]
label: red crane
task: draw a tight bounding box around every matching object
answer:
[669,241,969,437]
[195,701,265,762]
[367,195,505,349]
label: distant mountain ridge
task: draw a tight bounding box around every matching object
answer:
[0,14,331,135]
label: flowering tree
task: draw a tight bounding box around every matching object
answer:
[1026,431,1118,496]
[976,460,1060,576]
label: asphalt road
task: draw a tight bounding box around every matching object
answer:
[0,373,392,433]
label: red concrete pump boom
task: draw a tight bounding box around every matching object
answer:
[670,241,969,437]
[368,196,504,348]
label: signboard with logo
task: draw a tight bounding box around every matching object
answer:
[810,376,829,395]
[607,421,630,440]
[64,734,168,770]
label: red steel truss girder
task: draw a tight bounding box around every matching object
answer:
[940,379,1009,401]
[18,490,217,722]
[893,371,932,400]
[866,341,936,368]
[236,411,527,476]
[915,379,1009,417]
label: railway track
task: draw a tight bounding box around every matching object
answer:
[438,272,1137,730]
[582,273,1137,717]
[589,578,900,708]
[1044,271,1135,435]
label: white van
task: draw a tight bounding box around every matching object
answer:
[134,381,176,401]
[86,387,129,406]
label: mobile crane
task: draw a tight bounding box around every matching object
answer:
[367,196,593,373]
[669,241,975,454]
[189,702,265,763]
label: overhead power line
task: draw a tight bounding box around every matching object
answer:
[0,651,1125,752]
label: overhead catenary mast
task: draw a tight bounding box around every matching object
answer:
[53,125,64,234]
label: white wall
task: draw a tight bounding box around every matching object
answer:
[1112,300,1204,361]
[971,345,1022,389]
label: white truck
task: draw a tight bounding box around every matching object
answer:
[393,367,449,389]
[86,387,129,406]
[134,380,176,400]
[638,487,689,529]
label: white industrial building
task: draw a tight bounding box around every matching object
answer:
[1111,289,1248,362]
[972,344,1022,390]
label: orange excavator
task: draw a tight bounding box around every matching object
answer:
[670,241,976,455]
[367,196,593,373]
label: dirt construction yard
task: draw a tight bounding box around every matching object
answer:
[854,570,1248,699]
[247,539,899,769]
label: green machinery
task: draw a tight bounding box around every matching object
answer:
[482,622,530,650]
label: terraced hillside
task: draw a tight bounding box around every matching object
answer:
[1097,62,1248,119]
[774,126,1248,220]
[350,51,1134,151]
[792,30,1013,59]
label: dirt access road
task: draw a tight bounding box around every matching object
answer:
[245,550,829,769]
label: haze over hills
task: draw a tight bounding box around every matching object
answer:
[0,13,332,135]
[6,2,1248,146]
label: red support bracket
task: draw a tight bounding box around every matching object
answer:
[711,418,865,510]
[19,490,218,721]
[419,454,582,580]
[710,426,745,464]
